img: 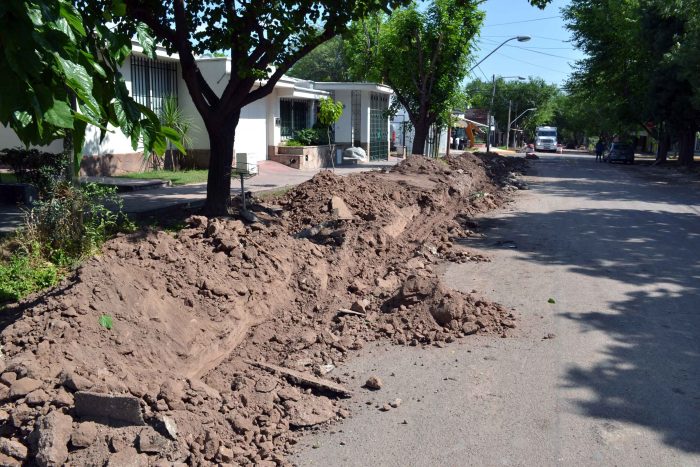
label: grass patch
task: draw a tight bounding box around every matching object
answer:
[256,186,293,201]
[0,251,60,302]
[118,169,209,185]
[0,172,18,183]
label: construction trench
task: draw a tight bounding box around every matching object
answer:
[0,153,528,466]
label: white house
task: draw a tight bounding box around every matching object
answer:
[1,43,393,175]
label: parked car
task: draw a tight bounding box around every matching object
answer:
[605,142,634,164]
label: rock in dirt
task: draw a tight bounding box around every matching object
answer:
[364,376,383,391]
[390,398,402,408]
[74,391,144,425]
[350,299,370,314]
[160,415,178,440]
[286,395,336,428]
[9,378,42,399]
[70,422,98,449]
[0,438,28,460]
[329,196,354,220]
[59,371,93,392]
[136,427,168,454]
[31,411,73,467]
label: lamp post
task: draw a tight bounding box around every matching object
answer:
[507,107,536,149]
[468,36,531,74]
[486,75,525,153]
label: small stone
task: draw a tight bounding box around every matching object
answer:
[137,427,168,454]
[71,422,98,449]
[51,389,73,407]
[9,377,42,399]
[390,398,402,408]
[60,307,78,318]
[217,445,234,463]
[1,371,17,386]
[461,322,479,336]
[228,414,254,434]
[25,389,49,406]
[161,415,178,440]
[364,376,383,391]
[0,438,28,460]
[379,404,391,412]
[350,299,370,314]
[59,371,94,392]
[74,391,144,425]
[32,411,73,467]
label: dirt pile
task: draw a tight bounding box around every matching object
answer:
[0,153,526,465]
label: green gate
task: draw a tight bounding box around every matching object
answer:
[369,93,389,160]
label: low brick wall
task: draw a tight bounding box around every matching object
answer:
[270,146,333,170]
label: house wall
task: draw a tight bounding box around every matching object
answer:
[0,126,63,154]
[332,90,353,145]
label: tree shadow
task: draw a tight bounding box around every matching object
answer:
[462,204,700,453]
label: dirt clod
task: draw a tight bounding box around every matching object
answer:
[364,376,383,391]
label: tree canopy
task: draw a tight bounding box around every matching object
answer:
[0,0,179,174]
[287,36,350,82]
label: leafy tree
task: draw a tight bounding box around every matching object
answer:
[347,0,485,155]
[76,0,414,215]
[464,77,560,143]
[0,0,180,176]
[288,36,351,82]
[564,0,700,164]
[317,97,344,169]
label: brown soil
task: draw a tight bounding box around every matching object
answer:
[0,153,527,466]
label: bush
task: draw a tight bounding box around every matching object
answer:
[19,182,133,264]
[0,148,68,198]
[0,252,58,302]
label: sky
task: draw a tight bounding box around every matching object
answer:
[470,0,586,86]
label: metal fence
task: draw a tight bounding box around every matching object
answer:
[130,56,178,115]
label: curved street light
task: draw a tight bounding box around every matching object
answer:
[507,107,537,149]
[468,36,531,74]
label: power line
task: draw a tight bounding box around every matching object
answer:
[479,38,578,60]
[493,51,571,74]
[482,35,568,42]
[483,15,561,27]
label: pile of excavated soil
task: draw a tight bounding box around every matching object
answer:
[0,153,527,466]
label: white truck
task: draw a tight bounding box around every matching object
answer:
[535,126,558,152]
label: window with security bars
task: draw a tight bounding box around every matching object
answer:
[130,56,178,115]
[280,99,310,137]
[369,92,389,160]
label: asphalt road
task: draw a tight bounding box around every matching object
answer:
[294,153,700,466]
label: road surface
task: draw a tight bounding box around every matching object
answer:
[294,153,700,466]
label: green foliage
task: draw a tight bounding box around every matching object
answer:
[0,252,59,302]
[346,0,485,153]
[19,182,132,265]
[290,128,327,146]
[0,0,180,175]
[287,36,350,81]
[464,77,560,142]
[318,97,344,128]
[0,148,69,198]
[98,314,114,330]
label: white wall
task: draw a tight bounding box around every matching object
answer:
[0,125,63,153]
[332,90,352,143]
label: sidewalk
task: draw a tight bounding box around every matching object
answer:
[0,205,23,234]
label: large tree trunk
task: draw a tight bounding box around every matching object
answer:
[412,122,430,155]
[656,130,670,164]
[203,110,240,216]
[677,126,696,166]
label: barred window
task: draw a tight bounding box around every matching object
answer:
[130,56,178,115]
[280,99,311,138]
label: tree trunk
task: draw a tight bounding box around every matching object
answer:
[677,126,696,166]
[412,122,430,155]
[656,130,669,164]
[203,111,240,216]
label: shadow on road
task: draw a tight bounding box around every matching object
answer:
[463,163,700,453]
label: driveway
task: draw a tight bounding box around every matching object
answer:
[294,153,700,466]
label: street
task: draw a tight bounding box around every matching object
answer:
[294,153,700,466]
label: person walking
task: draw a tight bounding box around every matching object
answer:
[595,139,605,162]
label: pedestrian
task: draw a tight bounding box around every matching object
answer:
[595,139,605,162]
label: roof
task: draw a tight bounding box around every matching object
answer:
[313,82,394,95]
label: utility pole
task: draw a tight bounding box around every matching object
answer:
[506,100,512,150]
[486,74,496,153]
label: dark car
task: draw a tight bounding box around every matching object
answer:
[605,142,634,164]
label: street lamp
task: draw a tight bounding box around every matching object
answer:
[507,107,536,150]
[468,36,531,74]
[487,75,525,153]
